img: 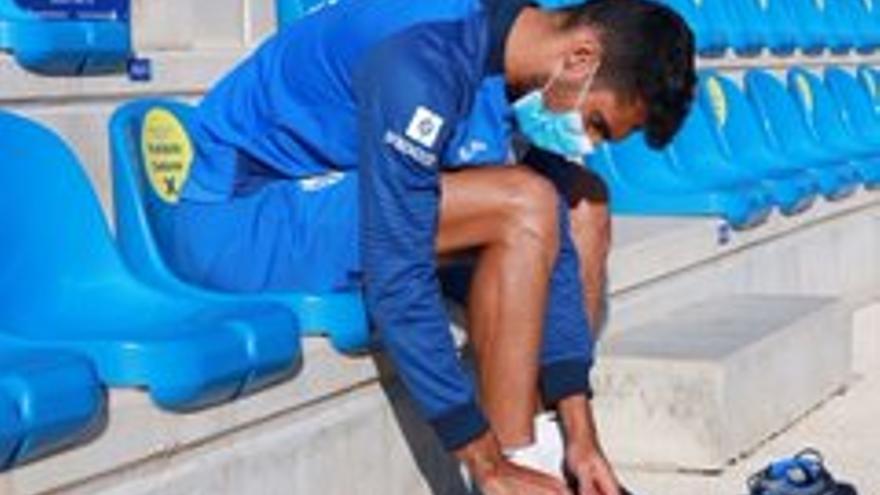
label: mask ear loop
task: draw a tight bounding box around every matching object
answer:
[573,59,601,109]
[540,62,567,94]
[542,58,602,111]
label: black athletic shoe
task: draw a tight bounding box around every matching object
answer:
[747,449,858,495]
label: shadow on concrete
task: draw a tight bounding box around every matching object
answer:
[372,351,475,495]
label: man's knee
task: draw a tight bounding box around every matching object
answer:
[500,166,560,257]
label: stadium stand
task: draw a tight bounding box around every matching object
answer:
[0,109,301,411]
[0,0,879,492]
[0,0,131,75]
[110,99,371,353]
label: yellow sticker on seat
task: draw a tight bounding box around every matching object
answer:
[795,74,815,115]
[706,77,728,127]
[141,108,193,204]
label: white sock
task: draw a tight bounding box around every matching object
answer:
[505,412,565,478]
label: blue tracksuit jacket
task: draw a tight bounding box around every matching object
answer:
[185,0,594,450]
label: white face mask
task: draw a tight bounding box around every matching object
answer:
[513,60,600,162]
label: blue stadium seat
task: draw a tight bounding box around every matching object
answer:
[844,0,880,53]
[0,338,104,470]
[110,100,371,353]
[735,0,797,55]
[826,67,880,148]
[745,70,861,200]
[690,74,817,214]
[787,67,880,187]
[704,0,763,55]
[589,133,772,229]
[698,71,826,210]
[783,0,849,53]
[857,65,880,113]
[728,0,780,54]
[0,0,131,75]
[655,0,727,56]
[0,109,301,411]
[824,0,862,53]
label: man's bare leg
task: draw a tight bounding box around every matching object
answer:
[436,166,561,449]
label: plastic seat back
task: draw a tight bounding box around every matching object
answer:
[729,0,778,53]
[767,0,801,53]
[699,71,782,169]
[824,0,861,52]
[857,65,880,117]
[783,0,835,52]
[861,0,880,48]
[703,0,763,54]
[787,67,860,150]
[0,111,124,317]
[110,99,198,290]
[665,100,744,185]
[826,67,880,143]
[844,0,880,52]
[746,0,798,54]
[745,70,828,160]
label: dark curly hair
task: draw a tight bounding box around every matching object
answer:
[560,0,696,148]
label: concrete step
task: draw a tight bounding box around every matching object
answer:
[592,294,852,471]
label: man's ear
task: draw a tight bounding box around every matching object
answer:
[563,27,602,78]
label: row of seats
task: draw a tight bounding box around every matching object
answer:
[0,105,372,470]
[591,65,880,229]
[541,0,880,57]
[282,1,880,57]
[661,0,880,56]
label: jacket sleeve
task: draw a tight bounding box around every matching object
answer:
[353,36,489,451]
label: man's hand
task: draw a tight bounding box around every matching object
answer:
[556,395,622,495]
[456,431,572,495]
[565,440,620,495]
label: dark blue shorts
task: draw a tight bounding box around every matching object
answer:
[162,171,362,293]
